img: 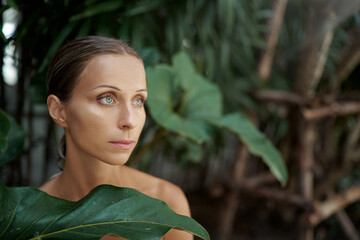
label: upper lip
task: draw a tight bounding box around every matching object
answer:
[109,140,135,144]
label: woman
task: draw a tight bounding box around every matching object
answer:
[39,36,192,240]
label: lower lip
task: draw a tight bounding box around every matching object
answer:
[110,142,134,150]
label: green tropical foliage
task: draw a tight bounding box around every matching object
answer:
[0,182,209,240]
[1,0,360,239]
[0,110,26,166]
[146,52,287,183]
[0,113,26,166]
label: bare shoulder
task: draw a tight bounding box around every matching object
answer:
[125,167,193,240]
[38,172,60,195]
[125,166,190,217]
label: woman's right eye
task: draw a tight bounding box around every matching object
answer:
[98,95,116,104]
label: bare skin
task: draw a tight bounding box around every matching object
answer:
[39,54,192,240]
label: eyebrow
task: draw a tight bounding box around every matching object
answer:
[91,84,147,92]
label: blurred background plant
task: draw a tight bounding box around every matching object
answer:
[1,0,360,239]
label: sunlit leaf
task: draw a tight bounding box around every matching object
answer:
[0,182,210,240]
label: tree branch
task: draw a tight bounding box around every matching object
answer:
[239,185,313,210]
[333,29,360,92]
[258,0,288,82]
[254,89,307,106]
[302,102,360,120]
[336,210,360,240]
[309,184,360,226]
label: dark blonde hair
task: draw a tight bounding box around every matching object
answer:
[47,36,143,167]
[47,35,143,101]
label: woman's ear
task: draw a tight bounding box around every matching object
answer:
[47,94,68,128]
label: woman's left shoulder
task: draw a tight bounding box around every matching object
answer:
[156,178,191,216]
[126,167,190,216]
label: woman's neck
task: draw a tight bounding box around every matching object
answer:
[54,150,130,201]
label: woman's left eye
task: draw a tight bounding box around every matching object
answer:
[99,96,115,104]
[134,98,145,107]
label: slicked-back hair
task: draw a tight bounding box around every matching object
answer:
[47,35,143,102]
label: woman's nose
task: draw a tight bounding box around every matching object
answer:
[117,104,136,129]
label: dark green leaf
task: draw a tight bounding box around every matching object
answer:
[0,109,11,157]
[39,21,78,72]
[124,0,164,17]
[0,115,27,166]
[0,182,210,240]
[208,112,288,184]
[29,81,47,104]
[70,1,124,22]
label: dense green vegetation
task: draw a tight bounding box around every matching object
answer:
[1,0,360,239]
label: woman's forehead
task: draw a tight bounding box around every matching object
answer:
[75,54,146,92]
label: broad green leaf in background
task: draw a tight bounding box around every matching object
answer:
[0,182,210,240]
[0,109,11,156]
[146,52,222,144]
[208,112,288,184]
[0,114,27,166]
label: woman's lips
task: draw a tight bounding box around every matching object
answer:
[109,140,134,150]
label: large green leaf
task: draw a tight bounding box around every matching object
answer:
[0,182,210,240]
[146,52,222,143]
[208,112,288,184]
[0,115,27,166]
[0,109,11,156]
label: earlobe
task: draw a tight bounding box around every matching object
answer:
[47,94,68,128]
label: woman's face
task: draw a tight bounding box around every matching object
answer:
[62,54,147,166]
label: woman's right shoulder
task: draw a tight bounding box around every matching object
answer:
[38,172,61,194]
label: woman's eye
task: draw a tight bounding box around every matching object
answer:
[134,98,145,107]
[99,96,115,104]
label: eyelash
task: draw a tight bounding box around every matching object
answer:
[134,97,146,107]
[98,93,116,105]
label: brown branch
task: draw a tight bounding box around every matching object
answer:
[331,0,360,25]
[302,102,360,120]
[239,185,313,210]
[218,145,249,240]
[333,29,360,91]
[241,172,277,188]
[258,0,288,82]
[315,117,360,199]
[294,0,360,98]
[299,122,316,200]
[336,210,360,240]
[315,162,359,199]
[254,89,307,106]
[309,28,334,96]
[344,116,360,160]
[309,184,360,226]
